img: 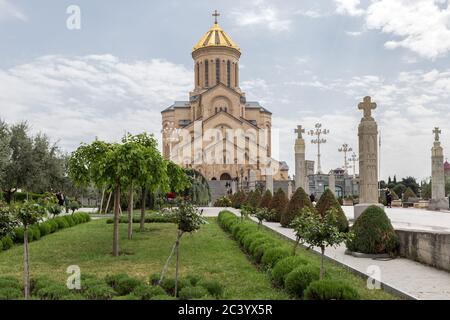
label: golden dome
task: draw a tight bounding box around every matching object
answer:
[193,23,240,53]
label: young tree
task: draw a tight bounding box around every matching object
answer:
[252,207,275,228]
[269,188,288,222]
[0,205,16,240]
[292,207,351,279]
[281,187,312,227]
[159,202,205,296]
[259,190,272,208]
[12,201,46,299]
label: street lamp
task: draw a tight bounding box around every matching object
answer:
[348,152,358,178]
[308,123,329,174]
[338,143,353,174]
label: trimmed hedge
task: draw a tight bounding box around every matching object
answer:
[346,205,399,255]
[304,279,360,300]
[261,248,290,268]
[315,189,349,232]
[285,265,320,298]
[178,286,210,300]
[106,213,175,224]
[271,256,309,287]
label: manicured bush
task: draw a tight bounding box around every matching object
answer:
[38,222,51,236]
[253,243,277,263]
[281,187,312,227]
[271,256,309,287]
[47,220,59,233]
[242,232,267,252]
[0,276,21,290]
[54,217,69,229]
[247,190,262,208]
[83,281,116,300]
[132,284,166,300]
[259,190,272,208]
[198,280,224,299]
[402,187,417,202]
[63,215,75,227]
[231,190,247,209]
[178,286,210,300]
[214,196,232,207]
[248,237,271,255]
[269,188,288,222]
[13,227,25,243]
[285,265,320,298]
[1,236,13,250]
[160,277,176,296]
[304,279,360,300]
[114,276,142,296]
[261,248,290,268]
[35,283,72,300]
[185,274,202,286]
[346,205,399,255]
[31,277,56,295]
[315,189,349,232]
[30,225,41,240]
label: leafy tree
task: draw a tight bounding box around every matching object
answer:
[68,200,81,214]
[402,187,417,202]
[392,183,406,198]
[292,207,351,279]
[281,187,312,227]
[401,177,420,195]
[269,188,288,222]
[259,190,272,208]
[315,189,349,232]
[159,202,205,296]
[231,190,247,209]
[184,169,210,206]
[247,190,262,209]
[0,205,16,238]
[252,207,275,228]
[12,201,46,299]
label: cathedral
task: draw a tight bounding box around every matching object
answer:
[161,13,288,194]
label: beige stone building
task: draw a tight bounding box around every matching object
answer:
[161,16,288,185]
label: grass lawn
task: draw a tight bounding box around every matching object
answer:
[0,218,289,300]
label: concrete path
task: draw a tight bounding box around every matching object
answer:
[204,207,450,300]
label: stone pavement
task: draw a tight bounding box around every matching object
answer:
[202,206,450,300]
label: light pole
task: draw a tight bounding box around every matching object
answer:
[348,152,358,178]
[308,123,329,174]
[338,143,353,174]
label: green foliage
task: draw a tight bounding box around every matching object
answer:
[285,265,320,298]
[68,201,81,213]
[315,189,349,232]
[268,188,288,222]
[304,279,360,300]
[29,225,41,240]
[281,187,312,227]
[214,196,232,207]
[197,280,224,299]
[54,216,69,229]
[346,205,399,255]
[247,190,262,208]
[46,203,62,217]
[159,277,176,295]
[261,248,290,268]
[252,207,275,227]
[38,222,51,237]
[1,236,13,250]
[63,215,75,227]
[178,286,210,300]
[82,278,116,300]
[402,187,417,202]
[259,190,272,208]
[271,256,309,287]
[114,276,142,296]
[132,284,166,300]
[0,276,21,290]
[0,205,16,238]
[172,202,206,233]
[0,287,22,300]
[230,190,247,209]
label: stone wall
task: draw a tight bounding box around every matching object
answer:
[396,229,450,272]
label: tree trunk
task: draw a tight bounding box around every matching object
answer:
[99,188,105,214]
[174,232,181,297]
[127,183,134,240]
[159,231,183,285]
[140,188,147,232]
[320,246,325,279]
[105,191,112,214]
[5,189,15,204]
[112,184,121,257]
[23,227,30,299]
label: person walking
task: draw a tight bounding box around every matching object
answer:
[385,188,393,208]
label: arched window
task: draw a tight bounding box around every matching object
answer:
[227,61,231,87]
[216,58,220,85]
[205,60,209,87]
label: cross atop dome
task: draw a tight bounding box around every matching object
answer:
[212,10,220,24]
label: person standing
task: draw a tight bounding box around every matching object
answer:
[385,188,393,208]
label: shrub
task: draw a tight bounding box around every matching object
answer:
[247,190,262,208]
[214,197,232,207]
[0,287,22,300]
[0,276,21,290]
[261,248,290,268]
[271,256,309,287]
[346,205,399,255]
[185,274,203,286]
[47,220,59,233]
[150,294,178,300]
[112,294,139,300]
[149,273,161,286]
[402,187,417,202]
[54,217,69,229]
[83,280,116,300]
[242,232,266,252]
[259,190,272,208]
[160,277,176,296]
[1,236,13,250]
[35,283,71,300]
[253,243,277,263]
[115,276,142,296]
[69,201,81,213]
[38,222,51,236]
[248,237,271,255]
[269,189,288,222]
[198,280,224,299]
[281,187,312,227]
[285,265,320,298]
[178,286,209,300]
[304,279,360,300]
[13,227,24,243]
[231,190,247,209]
[315,189,349,232]
[132,284,166,300]
[63,215,75,227]
[30,225,41,240]
[31,277,56,295]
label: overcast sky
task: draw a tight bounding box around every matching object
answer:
[0,0,449,181]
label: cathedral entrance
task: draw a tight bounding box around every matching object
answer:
[220,173,232,181]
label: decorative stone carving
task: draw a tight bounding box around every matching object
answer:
[294,125,308,193]
[429,127,448,210]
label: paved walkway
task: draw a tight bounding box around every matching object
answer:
[203,207,450,300]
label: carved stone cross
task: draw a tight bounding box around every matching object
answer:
[295,125,305,139]
[212,10,220,24]
[358,96,377,119]
[433,127,441,142]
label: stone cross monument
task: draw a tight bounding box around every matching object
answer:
[354,96,383,219]
[294,125,308,193]
[429,127,448,210]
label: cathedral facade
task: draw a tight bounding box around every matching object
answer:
[161,15,288,187]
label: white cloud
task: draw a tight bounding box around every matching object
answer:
[231,0,291,32]
[334,0,365,16]
[366,0,450,59]
[0,55,192,151]
[0,0,27,21]
[346,31,363,36]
